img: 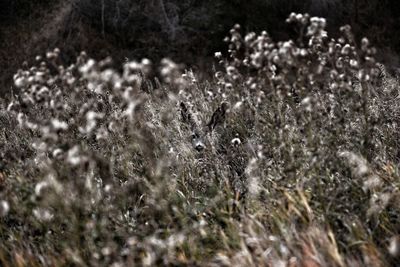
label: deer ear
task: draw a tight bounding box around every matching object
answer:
[221,101,230,112]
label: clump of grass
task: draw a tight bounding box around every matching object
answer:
[1,13,400,266]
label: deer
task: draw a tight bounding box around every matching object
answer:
[179,101,249,200]
[179,101,229,152]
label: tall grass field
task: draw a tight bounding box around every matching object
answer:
[1,13,400,266]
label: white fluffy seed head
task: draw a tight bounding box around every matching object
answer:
[0,201,10,217]
[231,137,241,146]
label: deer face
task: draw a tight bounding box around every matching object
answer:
[180,101,229,152]
[191,131,206,152]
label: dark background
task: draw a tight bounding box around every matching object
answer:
[1,0,399,96]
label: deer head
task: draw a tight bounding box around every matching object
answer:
[179,101,230,151]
